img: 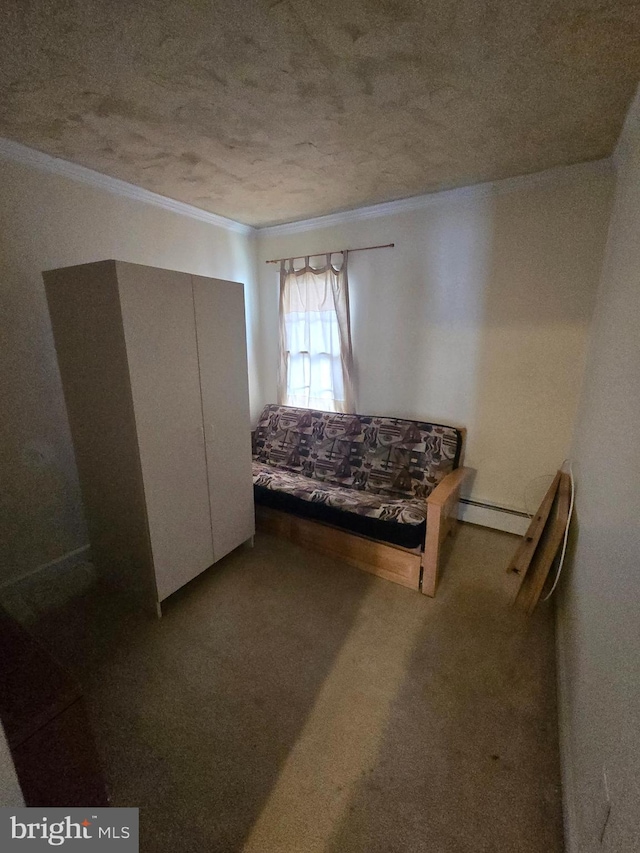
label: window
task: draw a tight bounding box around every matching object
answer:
[278,253,354,413]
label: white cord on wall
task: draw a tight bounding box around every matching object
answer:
[541,459,575,601]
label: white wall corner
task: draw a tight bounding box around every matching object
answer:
[0,136,255,237]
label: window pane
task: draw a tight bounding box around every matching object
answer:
[287,351,309,397]
[285,311,340,356]
[285,308,343,408]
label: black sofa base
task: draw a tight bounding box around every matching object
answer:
[254,485,425,550]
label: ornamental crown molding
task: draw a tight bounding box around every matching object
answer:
[0,137,255,236]
[0,136,613,238]
[257,158,613,237]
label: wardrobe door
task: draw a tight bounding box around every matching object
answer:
[116,263,214,601]
[192,276,255,560]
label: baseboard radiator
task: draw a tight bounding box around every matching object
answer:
[457,498,530,535]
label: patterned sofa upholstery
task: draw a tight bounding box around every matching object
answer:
[252,404,463,550]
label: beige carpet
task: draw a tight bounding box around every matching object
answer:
[30,524,563,853]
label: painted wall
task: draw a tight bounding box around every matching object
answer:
[0,156,258,586]
[255,165,614,513]
[557,89,640,852]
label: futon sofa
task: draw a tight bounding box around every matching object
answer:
[252,404,470,595]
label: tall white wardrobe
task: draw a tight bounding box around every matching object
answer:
[44,260,255,614]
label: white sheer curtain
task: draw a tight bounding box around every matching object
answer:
[278,252,355,413]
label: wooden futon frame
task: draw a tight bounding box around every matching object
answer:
[256,462,469,596]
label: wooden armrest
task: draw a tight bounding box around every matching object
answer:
[422,467,471,597]
[426,467,471,507]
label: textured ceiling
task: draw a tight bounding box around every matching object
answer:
[1,1,639,227]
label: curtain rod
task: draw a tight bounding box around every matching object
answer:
[265,242,394,264]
